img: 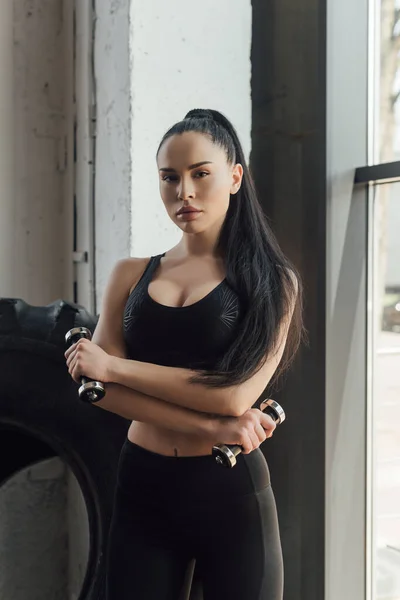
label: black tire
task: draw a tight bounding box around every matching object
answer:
[0,298,130,600]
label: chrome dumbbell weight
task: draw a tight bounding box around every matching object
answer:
[65,327,106,403]
[212,399,285,468]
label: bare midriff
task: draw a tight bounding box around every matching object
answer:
[127,421,215,457]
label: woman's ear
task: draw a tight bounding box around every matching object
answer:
[230,163,244,195]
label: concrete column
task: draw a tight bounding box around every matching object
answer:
[0,1,15,295]
[12,0,73,305]
[74,0,96,313]
[94,0,132,312]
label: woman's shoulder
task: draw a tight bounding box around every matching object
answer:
[118,256,152,270]
[112,256,154,296]
[111,256,150,277]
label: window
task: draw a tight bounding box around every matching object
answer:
[377,0,400,164]
[364,2,400,598]
[371,182,400,600]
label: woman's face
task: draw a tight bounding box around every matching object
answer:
[157,131,243,234]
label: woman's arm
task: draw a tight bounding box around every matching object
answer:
[94,381,216,440]
[92,383,275,455]
[105,303,295,418]
[68,324,292,418]
[107,358,238,416]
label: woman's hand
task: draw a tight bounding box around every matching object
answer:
[215,408,276,454]
[64,338,112,384]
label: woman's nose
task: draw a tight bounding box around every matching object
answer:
[178,178,195,200]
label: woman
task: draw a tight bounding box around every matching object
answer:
[65,108,303,599]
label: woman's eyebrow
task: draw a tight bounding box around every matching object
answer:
[159,161,213,172]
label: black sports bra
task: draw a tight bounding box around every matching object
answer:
[123,253,242,369]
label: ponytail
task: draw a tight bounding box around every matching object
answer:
[157,109,304,389]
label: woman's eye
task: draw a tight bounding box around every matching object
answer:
[162,172,208,182]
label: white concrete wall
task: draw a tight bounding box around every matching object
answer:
[94,0,252,307]
[129,0,252,259]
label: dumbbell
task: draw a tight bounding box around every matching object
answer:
[65,327,106,403]
[212,398,285,468]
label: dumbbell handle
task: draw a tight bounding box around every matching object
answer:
[65,327,106,403]
[212,399,285,468]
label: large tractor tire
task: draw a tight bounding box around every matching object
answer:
[0,298,130,600]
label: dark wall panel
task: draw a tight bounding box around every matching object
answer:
[251,2,327,599]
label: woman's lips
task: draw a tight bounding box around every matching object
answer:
[177,210,202,221]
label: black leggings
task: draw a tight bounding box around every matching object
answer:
[106,439,284,600]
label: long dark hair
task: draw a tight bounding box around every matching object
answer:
[157,108,304,389]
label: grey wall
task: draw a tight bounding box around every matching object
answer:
[10,0,73,304]
[0,0,14,294]
[325,0,369,597]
